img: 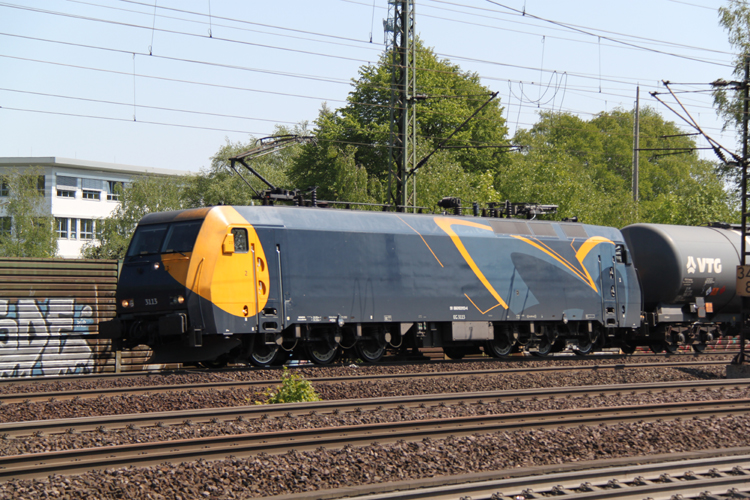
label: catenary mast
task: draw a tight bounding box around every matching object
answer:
[385,0,417,211]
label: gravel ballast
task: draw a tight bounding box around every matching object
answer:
[0,358,739,499]
[1,415,749,499]
[0,365,725,423]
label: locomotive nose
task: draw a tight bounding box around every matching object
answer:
[117,254,190,313]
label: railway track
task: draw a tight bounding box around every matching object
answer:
[0,359,730,403]
[3,378,749,437]
[270,449,750,500]
[1,397,748,481]
[0,351,735,390]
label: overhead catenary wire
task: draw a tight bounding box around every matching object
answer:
[3,31,713,116]
[0,0,734,167]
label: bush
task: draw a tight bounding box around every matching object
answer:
[261,367,321,404]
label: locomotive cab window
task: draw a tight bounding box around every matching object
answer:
[161,220,203,254]
[231,228,249,253]
[127,224,168,257]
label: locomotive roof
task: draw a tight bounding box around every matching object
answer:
[138,205,625,242]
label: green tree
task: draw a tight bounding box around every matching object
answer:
[713,0,750,186]
[82,175,187,259]
[0,168,56,258]
[291,40,510,205]
[506,109,736,227]
[714,1,750,133]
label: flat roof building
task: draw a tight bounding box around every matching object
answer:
[0,157,190,258]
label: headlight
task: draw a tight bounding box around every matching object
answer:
[170,295,185,305]
[121,299,134,308]
[153,262,161,270]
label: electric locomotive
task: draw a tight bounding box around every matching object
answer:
[98,203,668,366]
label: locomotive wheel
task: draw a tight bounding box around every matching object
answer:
[355,338,386,363]
[443,347,467,360]
[486,335,515,357]
[532,338,552,357]
[620,341,636,355]
[249,343,282,367]
[574,338,593,356]
[692,343,707,353]
[306,340,340,365]
[200,358,228,369]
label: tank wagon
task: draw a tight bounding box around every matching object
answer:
[621,223,742,352]
[98,205,741,365]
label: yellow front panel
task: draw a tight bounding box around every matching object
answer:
[181,207,270,317]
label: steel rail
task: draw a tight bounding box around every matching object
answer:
[1,398,749,482]
[0,360,731,404]
[0,351,735,389]
[3,379,749,438]
[269,450,750,500]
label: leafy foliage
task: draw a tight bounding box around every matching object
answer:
[0,168,56,258]
[82,175,187,259]
[712,0,750,186]
[260,367,321,404]
[507,109,736,227]
[290,40,509,205]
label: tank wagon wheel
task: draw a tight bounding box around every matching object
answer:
[692,343,707,353]
[663,342,679,354]
[620,341,637,355]
[249,342,283,367]
[649,343,664,354]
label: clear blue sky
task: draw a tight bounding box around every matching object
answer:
[0,0,736,171]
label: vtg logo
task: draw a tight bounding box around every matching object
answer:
[686,256,722,274]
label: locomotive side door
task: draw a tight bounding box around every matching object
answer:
[254,228,285,344]
[599,245,620,328]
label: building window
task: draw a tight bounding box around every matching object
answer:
[107,181,123,201]
[56,218,68,239]
[57,218,83,239]
[0,217,10,237]
[82,190,100,200]
[0,182,8,197]
[57,189,75,198]
[37,175,45,195]
[80,219,94,240]
[56,175,77,198]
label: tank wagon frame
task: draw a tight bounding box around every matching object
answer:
[98,204,740,366]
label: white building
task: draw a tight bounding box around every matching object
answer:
[0,157,190,258]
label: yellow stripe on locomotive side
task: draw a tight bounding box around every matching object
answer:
[511,234,614,292]
[434,217,509,311]
[166,206,270,317]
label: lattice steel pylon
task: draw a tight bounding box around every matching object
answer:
[737,56,750,365]
[384,0,417,211]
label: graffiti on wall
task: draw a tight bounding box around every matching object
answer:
[0,298,97,377]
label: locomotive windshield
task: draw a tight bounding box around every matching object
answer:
[126,220,204,258]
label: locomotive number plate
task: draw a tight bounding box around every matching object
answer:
[736,266,750,297]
